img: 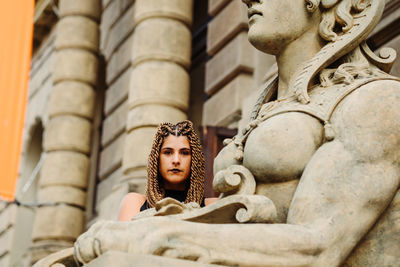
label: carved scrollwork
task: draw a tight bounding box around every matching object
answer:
[361,41,397,73]
[213,165,256,197]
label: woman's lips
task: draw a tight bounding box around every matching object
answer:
[169,169,183,173]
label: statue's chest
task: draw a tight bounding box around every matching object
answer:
[243,111,323,182]
[241,81,368,182]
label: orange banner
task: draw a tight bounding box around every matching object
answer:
[0,1,34,201]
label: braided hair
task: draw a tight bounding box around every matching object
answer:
[146,120,205,207]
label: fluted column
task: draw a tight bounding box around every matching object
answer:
[122,0,194,180]
[30,0,100,263]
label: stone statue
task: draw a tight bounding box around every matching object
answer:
[35,0,400,266]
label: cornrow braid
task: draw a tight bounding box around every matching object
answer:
[146,120,205,208]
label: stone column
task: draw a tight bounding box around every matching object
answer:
[121,0,193,181]
[30,0,100,263]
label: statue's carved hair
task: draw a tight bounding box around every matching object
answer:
[306,0,370,41]
[305,0,383,87]
[146,120,205,207]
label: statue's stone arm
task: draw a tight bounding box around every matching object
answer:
[74,81,400,266]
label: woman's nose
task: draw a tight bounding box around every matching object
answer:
[172,152,180,165]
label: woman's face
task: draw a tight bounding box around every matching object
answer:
[244,0,319,54]
[159,135,192,190]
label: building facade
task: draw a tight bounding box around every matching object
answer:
[0,0,399,266]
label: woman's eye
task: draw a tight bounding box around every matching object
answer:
[163,151,171,155]
[181,151,190,155]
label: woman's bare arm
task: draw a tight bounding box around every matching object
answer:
[117,193,146,221]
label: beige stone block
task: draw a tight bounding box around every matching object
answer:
[29,49,55,97]
[44,115,92,154]
[0,228,14,254]
[0,253,10,267]
[100,0,134,47]
[132,18,191,69]
[53,49,98,86]
[101,100,128,147]
[386,34,400,77]
[208,0,230,16]
[0,205,17,234]
[205,31,254,95]
[106,34,133,85]
[0,228,14,259]
[104,68,129,115]
[97,183,129,220]
[134,0,193,26]
[30,40,54,76]
[0,202,5,212]
[40,151,89,188]
[56,16,99,52]
[127,104,187,132]
[38,186,86,208]
[129,61,189,111]
[96,167,122,204]
[59,0,101,20]
[99,133,125,179]
[102,4,135,60]
[49,81,95,119]
[32,205,84,241]
[207,0,248,56]
[203,74,254,127]
[122,127,157,174]
[30,240,73,265]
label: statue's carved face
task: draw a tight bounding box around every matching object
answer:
[159,135,192,189]
[243,0,321,54]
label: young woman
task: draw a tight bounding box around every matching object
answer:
[118,120,216,221]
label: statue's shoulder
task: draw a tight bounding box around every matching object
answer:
[332,76,400,146]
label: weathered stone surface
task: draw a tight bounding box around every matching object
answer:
[0,253,10,267]
[207,0,248,56]
[208,0,230,16]
[87,251,216,267]
[134,0,193,26]
[205,31,254,95]
[38,186,86,208]
[30,240,73,265]
[29,45,55,97]
[386,34,400,77]
[99,133,125,180]
[32,205,84,241]
[96,167,122,204]
[59,0,101,20]
[100,0,134,49]
[55,16,99,52]
[0,205,16,234]
[122,127,156,174]
[203,74,254,126]
[129,61,189,111]
[101,100,128,147]
[40,151,89,188]
[102,3,135,60]
[49,81,95,119]
[96,183,129,220]
[53,49,98,86]
[126,104,187,132]
[0,227,14,257]
[106,34,133,85]
[132,18,191,69]
[104,67,129,115]
[43,116,91,154]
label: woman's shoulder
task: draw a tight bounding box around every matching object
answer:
[118,193,147,221]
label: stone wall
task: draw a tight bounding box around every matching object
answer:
[203,0,276,130]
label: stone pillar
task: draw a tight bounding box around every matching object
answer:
[30,0,100,263]
[121,0,193,181]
